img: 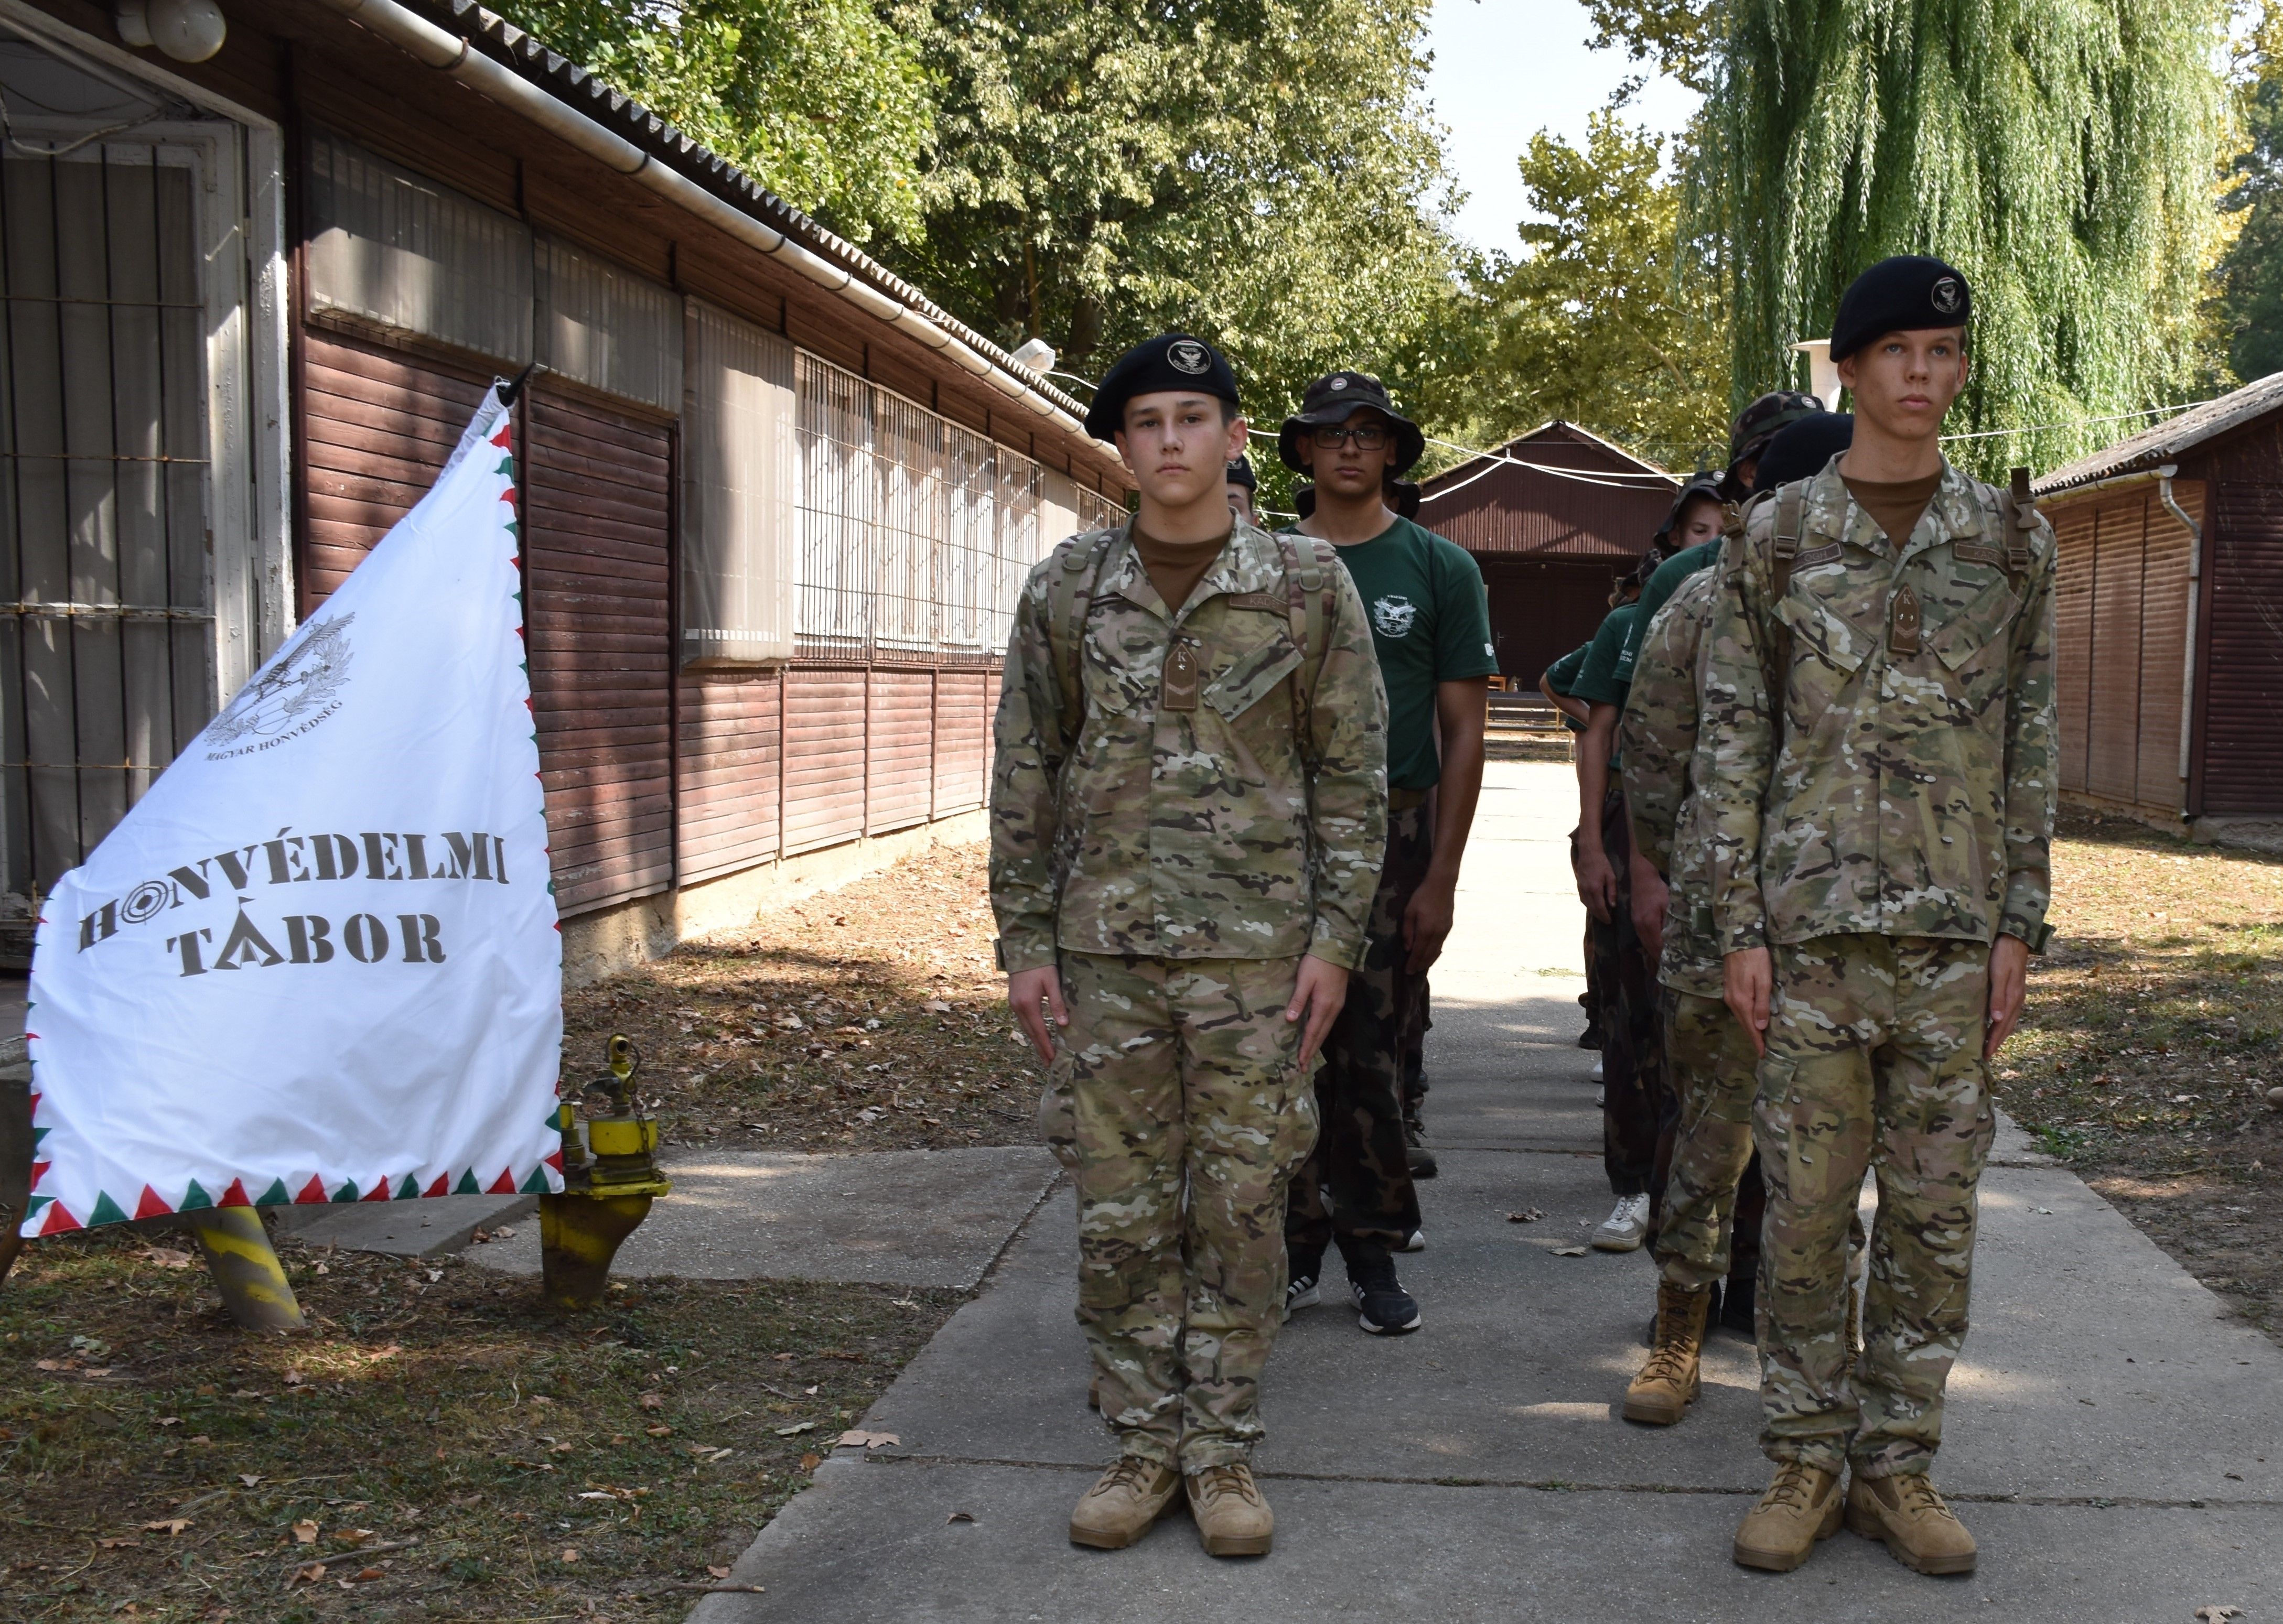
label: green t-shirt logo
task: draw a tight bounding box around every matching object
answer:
[1373,594,1418,638]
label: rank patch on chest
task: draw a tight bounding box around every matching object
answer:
[1890,583,1922,656]
[1161,639,1200,711]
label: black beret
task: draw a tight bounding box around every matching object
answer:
[1829,255,1971,362]
[1278,371,1425,475]
[1750,413,1855,495]
[1225,453,1257,491]
[1084,333,1239,441]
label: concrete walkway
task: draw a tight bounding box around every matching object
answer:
[697,763,2283,1622]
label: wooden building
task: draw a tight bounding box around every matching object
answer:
[0,0,1129,973]
[2036,370,2283,839]
[1415,422,1678,683]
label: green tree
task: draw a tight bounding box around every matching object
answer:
[884,0,1457,449]
[488,0,934,244]
[1407,105,1732,474]
[1693,0,2231,474]
[2214,6,2283,384]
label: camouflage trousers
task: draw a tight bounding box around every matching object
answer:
[1755,934,1996,1478]
[1287,799,1429,1261]
[1040,951,1319,1470]
[1651,989,1765,1292]
[1588,789,1670,1200]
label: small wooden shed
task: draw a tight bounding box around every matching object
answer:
[1414,422,1679,683]
[2035,371,2283,838]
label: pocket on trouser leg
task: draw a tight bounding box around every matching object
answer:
[1038,1047,1080,1171]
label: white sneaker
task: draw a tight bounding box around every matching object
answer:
[1591,1056,1605,1080]
[1591,1194,1651,1252]
[1400,1229,1426,1253]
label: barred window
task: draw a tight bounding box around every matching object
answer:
[793,352,1106,659]
[536,235,682,414]
[681,301,795,665]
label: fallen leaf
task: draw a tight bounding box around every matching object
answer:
[799,1452,823,1472]
[156,1416,181,1427]
[708,1565,732,1579]
[292,1520,319,1545]
[98,1536,142,1550]
[771,1351,796,1362]
[638,1390,665,1410]
[550,1442,575,1454]
[923,999,952,1013]
[559,1549,579,1564]
[337,1529,375,1546]
[33,1359,62,1371]
[774,1421,817,1437]
[645,1425,673,1437]
[143,1519,191,1536]
[288,1563,327,1586]
[238,1475,262,1489]
[138,1246,195,1269]
[838,1430,900,1450]
[1551,1246,1589,1258]
[1506,1208,1545,1224]
[2195,1610,2244,1623]
[284,1369,307,1387]
[946,1511,976,1524]
[352,1566,385,1582]
[188,1435,210,1445]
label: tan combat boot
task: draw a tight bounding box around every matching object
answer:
[1623,1280,1713,1425]
[1068,1455,1181,1550]
[1732,1460,1845,1572]
[1846,1471,1978,1575]
[1187,1461,1274,1557]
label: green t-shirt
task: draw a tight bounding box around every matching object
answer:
[1300,516,1498,791]
[1571,602,1639,710]
[1544,640,1592,733]
[1615,539,1720,685]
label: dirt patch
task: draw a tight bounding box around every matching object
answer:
[0,1221,961,1621]
[1998,808,2283,1346]
[562,841,1040,1155]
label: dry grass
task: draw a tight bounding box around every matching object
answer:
[561,841,1039,1155]
[1997,808,2283,1345]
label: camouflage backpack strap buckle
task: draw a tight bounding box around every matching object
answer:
[1049,526,1121,749]
[2001,467,2038,580]
[1770,481,1806,600]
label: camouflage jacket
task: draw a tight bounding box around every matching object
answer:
[1703,459,2058,953]
[1620,562,1724,998]
[989,516,1389,973]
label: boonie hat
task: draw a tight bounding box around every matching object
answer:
[1653,473,1727,547]
[1084,333,1240,442]
[1277,371,1425,475]
[1829,255,1972,362]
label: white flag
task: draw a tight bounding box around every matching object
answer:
[21,388,564,1235]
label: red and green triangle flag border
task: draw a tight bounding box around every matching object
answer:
[28,1154,564,1236]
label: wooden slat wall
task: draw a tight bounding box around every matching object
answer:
[677,670,782,883]
[2203,482,2283,815]
[2051,502,2096,796]
[932,670,989,818]
[2085,502,2143,804]
[866,670,934,834]
[300,330,489,607]
[2134,489,2194,813]
[783,668,866,853]
[523,384,675,913]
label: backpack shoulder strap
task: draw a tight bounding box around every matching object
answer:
[1048,525,1121,749]
[1999,466,2037,582]
[1770,480,1806,603]
[1275,530,1337,766]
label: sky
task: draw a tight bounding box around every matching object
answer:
[1424,0,1702,259]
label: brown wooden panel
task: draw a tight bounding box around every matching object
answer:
[2135,486,2196,814]
[2203,482,2283,815]
[2050,501,2096,796]
[783,668,867,853]
[676,669,782,884]
[2085,504,2142,804]
[867,670,934,834]
[933,669,989,818]
[524,382,675,914]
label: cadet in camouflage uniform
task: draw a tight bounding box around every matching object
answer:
[1704,259,2055,1578]
[991,334,1388,1558]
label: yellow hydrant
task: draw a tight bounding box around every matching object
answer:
[539,1034,669,1309]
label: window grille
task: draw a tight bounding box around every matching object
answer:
[792,351,1095,661]
[305,129,532,365]
[680,301,794,665]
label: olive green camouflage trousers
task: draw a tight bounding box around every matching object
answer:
[1039,951,1319,1470]
[1652,988,1762,1291]
[1756,935,1996,1478]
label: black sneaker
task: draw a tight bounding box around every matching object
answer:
[1283,1247,1324,1322]
[1348,1253,1422,1336]
[1577,1025,1605,1051]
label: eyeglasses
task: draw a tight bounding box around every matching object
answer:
[1310,423,1390,450]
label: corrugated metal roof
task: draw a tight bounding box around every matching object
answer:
[2036,370,2283,495]
[412,0,1089,426]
